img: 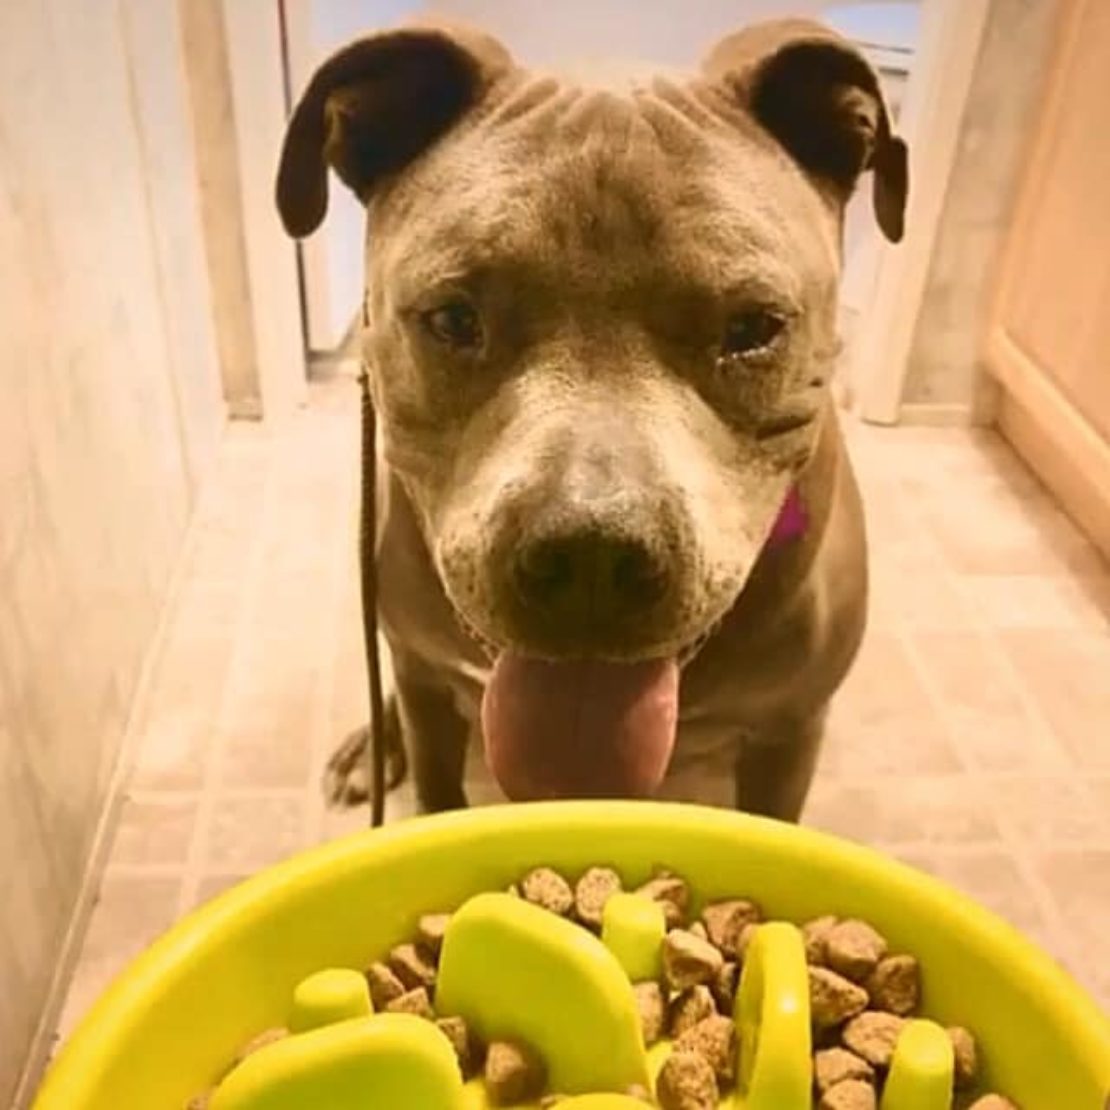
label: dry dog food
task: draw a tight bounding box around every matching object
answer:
[485,1040,546,1105]
[186,864,1020,1110]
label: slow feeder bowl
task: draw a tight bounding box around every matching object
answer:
[35,802,1110,1109]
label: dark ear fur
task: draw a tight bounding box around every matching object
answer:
[276,24,511,238]
[703,19,908,243]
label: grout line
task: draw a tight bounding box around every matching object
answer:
[175,430,281,916]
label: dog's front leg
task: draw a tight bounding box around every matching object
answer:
[393,652,470,814]
[733,709,828,822]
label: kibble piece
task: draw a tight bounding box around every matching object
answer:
[866,954,920,1016]
[234,1027,288,1064]
[966,1097,1019,1110]
[663,928,725,990]
[633,981,666,1046]
[842,1011,906,1069]
[712,960,739,1013]
[636,871,691,929]
[701,899,761,958]
[819,1078,878,1110]
[521,867,575,916]
[574,866,622,928]
[809,967,870,1029]
[485,1040,546,1106]
[656,1049,719,1110]
[668,985,716,1037]
[366,961,406,1008]
[803,916,839,966]
[436,1016,477,1075]
[814,1047,876,1093]
[388,943,438,992]
[385,987,435,1019]
[947,1026,979,1089]
[825,920,888,983]
[675,1014,737,1084]
[689,921,709,942]
[416,913,451,959]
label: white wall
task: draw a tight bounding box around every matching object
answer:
[0,1,225,1102]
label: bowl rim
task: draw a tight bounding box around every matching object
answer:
[37,802,1110,1106]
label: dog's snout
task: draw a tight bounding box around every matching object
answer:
[513,529,669,620]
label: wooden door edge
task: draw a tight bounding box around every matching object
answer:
[988,327,1110,561]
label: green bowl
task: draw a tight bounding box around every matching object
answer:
[34,802,1110,1109]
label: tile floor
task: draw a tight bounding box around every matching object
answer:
[53,376,1110,1050]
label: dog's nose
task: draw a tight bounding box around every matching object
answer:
[513,530,669,619]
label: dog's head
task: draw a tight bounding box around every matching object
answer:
[278,20,906,798]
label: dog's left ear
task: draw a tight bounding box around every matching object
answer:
[703,19,908,243]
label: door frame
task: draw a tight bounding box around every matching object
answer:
[851,0,993,425]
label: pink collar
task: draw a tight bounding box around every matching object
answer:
[766,485,808,548]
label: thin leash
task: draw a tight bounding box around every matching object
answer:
[358,302,387,827]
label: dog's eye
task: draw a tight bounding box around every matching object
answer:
[719,309,786,361]
[421,300,483,350]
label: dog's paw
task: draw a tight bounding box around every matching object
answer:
[323,699,407,809]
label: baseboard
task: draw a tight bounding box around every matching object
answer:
[12,426,229,1109]
[895,401,978,426]
[228,396,264,421]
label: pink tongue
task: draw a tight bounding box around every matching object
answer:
[481,653,679,801]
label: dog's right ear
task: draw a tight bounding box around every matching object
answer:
[276,24,512,238]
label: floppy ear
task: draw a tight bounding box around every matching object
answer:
[276,23,512,238]
[703,19,908,243]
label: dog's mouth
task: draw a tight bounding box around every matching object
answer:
[454,609,725,803]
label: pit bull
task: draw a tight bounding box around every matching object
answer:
[275,17,907,817]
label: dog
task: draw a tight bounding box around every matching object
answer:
[276,17,907,819]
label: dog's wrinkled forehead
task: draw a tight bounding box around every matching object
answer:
[371,66,834,303]
[276,19,907,251]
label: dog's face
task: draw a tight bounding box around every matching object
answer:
[278,20,906,670]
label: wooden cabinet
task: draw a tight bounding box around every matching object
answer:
[986,0,1110,556]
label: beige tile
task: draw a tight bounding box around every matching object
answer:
[967,573,1110,631]
[868,562,980,630]
[891,848,1056,954]
[201,793,309,871]
[821,632,961,776]
[327,584,372,753]
[908,630,1069,771]
[191,872,252,910]
[1001,630,1110,771]
[1032,850,1110,1010]
[111,794,200,866]
[217,671,318,790]
[129,600,237,791]
[919,481,1105,577]
[984,776,1105,845]
[1088,778,1110,832]
[802,775,1000,846]
[56,874,181,1040]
